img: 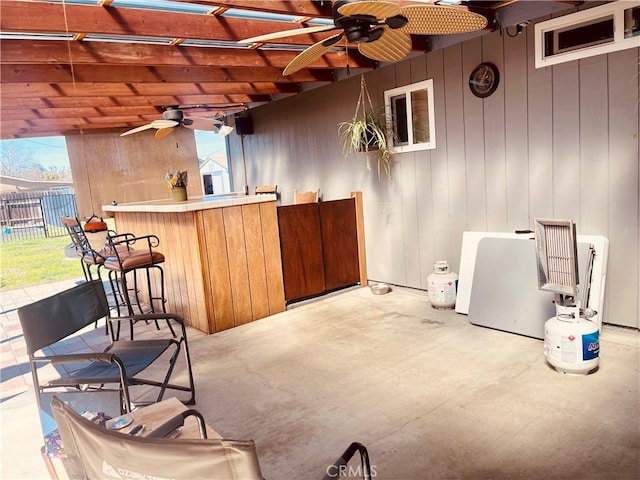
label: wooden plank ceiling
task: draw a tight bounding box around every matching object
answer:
[0,0,567,139]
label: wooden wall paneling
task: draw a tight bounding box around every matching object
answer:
[241,203,270,321]
[579,55,609,234]
[319,199,360,291]
[551,61,581,220]
[462,37,488,231]
[441,44,467,275]
[503,27,530,232]
[481,31,508,231]
[415,144,436,289]
[147,212,173,317]
[201,208,234,332]
[222,206,253,326]
[525,22,554,218]
[398,54,427,289]
[195,211,216,332]
[171,211,205,330]
[605,48,639,328]
[259,201,286,315]
[277,203,325,302]
[428,49,456,273]
[372,66,407,285]
[110,211,210,332]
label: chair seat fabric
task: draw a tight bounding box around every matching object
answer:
[104,250,165,271]
[48,339,174,386]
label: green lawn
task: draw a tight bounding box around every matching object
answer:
[0,235,84,291]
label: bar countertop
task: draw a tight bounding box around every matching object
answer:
[102,192,276,213]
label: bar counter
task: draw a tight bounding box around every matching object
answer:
[103,193,285,334]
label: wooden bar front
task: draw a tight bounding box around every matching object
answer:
[103,195,285,334]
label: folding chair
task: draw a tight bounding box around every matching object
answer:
[50,396,372,480]
[17,280,196,418]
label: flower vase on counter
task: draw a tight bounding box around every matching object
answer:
[172,186,188,202]
[166,170,188,202]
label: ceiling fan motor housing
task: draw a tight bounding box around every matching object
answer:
[163,108,184,123]
[334,0,376,43]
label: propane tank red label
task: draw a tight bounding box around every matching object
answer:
[582,331,599,360]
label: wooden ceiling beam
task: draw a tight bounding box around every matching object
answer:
[0,94,270,110]
[0,40,368,70]
[1,64,334,84]
[1,81,298,98]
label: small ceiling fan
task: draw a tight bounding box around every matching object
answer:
[120,106,224,139]
[239,0,488,76]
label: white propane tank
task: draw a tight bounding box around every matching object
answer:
[427,261,458,309]
[543,304,599,375]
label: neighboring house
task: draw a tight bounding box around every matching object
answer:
[199,155,230,195]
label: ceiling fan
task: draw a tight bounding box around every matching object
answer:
[120,106,225,139]
[239,0,488,76]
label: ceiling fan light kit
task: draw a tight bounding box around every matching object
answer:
[241,0,489,76]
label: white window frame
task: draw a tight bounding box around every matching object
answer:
[534,1,640,68]
[384,79,436,153]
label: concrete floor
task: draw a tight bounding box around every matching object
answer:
[2,281,639,479]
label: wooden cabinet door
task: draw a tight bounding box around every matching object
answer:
[319,199,360,291]
[277,204,325,302]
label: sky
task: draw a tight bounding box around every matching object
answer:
[0,130,228,170]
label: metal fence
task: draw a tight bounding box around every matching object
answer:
[0,190,78,242]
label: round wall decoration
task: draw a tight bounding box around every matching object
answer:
[469,62,500,98]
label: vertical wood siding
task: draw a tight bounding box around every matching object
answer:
[229,28,639,329]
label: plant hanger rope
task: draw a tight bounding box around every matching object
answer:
[353,76,376,121]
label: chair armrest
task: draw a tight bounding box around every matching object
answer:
[48,352,116,365]
[321,442,372,480]
[143,409,208,439]
[107,234,160,259]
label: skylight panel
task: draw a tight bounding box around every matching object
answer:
[84,34,173,45]
[45,0,217,14]
[221,9,303,23]
[0,32,75,41]
[110,0,217,14]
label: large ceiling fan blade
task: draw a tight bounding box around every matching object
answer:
[400,5,488,35]
[238,25,337,44]
[150,119,179,129]
[337,1,401,20]
[283,33,343,76]
[358,27,411,62]
[183,116,223,131]
[120,123,154,136]
[155,127,174,139]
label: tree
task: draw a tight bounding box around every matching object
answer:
[0,140,35,177]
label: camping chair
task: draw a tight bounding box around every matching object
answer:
[50,396,372,480]
[17,280,196,419]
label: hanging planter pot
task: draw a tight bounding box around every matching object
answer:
[338,76,394,180]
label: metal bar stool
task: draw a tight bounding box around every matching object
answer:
[103,233,174,340]
[60,216,108,282]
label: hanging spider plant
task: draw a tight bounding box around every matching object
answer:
[338,76,394,181]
